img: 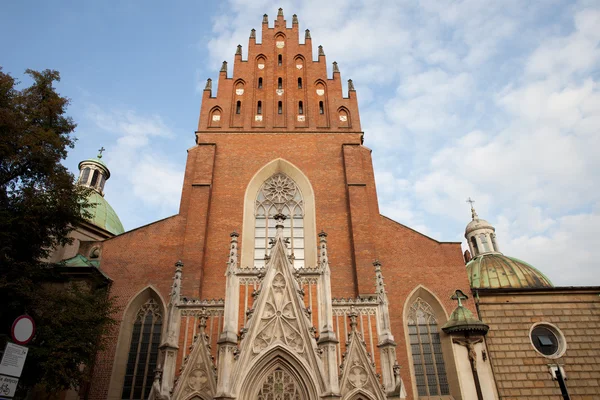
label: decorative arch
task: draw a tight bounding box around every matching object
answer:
[107,286,167,400]
[256,54,267,71]
[208,106,222,127]
[344,388,378,400]
[403,285,460,400]
[241,159,317,270]
[338,106,351,128]
[237,346,321,399]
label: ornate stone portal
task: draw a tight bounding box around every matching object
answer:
[154,217,405,399]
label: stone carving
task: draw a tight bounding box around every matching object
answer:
[276,41,285,48]
[257,368,301,399]
[348,363,368,388]
[236,88,244,95]
[253,272,305,354]
[258,63,265,70]
[188,369,208,391]
[316,89,324,96]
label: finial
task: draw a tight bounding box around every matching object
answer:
[466,197,478,219]
[274,213,286,239]
[227,231,239,272]
[220,61,227,73]
[305,29,311,39]
[97,146,105,158]
[204,78,212,91]
[236,44,242,55]
[318,230,329,270]
[278,8,283,17]
[318,230,328,238]
[318,45,325,56]
[348,305,358,331]
[292,14,298,24]
[198,307,209,332]
[263,14,268,23]
[451,289,469,307]
[175,259,183,270]
[250,28,256,39]
[332,61,339,73]
[348,79,355,91]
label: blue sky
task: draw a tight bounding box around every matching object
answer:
[3,0,599,286]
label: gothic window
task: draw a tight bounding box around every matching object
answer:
[298,101,303,115]
[278,101,283,114]
[278,54,282,66]
[90,170,99,187]
[80,167,91,184]
[257,368,301,400]
[255,173,304,269]
[278,77,283,89]
[297,77,302,89]
[319,101,324,114]
[257,101,262,115]
[236,101,242,114]
[121,299,162,400]
[408,298,450,397]
[258,77,263,89]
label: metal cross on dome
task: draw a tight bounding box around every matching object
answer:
[97,146,106,158]
[451,289,469,307]
[466,197,475,209]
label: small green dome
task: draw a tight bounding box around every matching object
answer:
[83,191,124,235]
[466,253,553,289]
[78,157,110,178]
[442,306,489,334]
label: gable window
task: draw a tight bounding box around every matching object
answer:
[236,101,241,114]
[319,101,324,114]
[278,101,283,114]
[278,54,282,66]
[121,299,162,400]
[258,77,263,89]
[278,77,283,89]
[298,78,302,89]
[298,101,303,115]
[257,101,262,115]
[408,298,450,397]
[255,173,304,269]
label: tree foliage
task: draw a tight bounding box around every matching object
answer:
[0,67,116,396]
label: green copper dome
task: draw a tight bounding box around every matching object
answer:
[84,191,124,235]
[466,253,553,289]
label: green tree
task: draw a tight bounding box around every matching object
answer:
[0,68,116,397]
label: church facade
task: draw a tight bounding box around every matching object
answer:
[69,10,599,400]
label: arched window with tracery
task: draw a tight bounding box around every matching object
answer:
[254,173,304,269]
[407,298,449,397]
[257,368,301,400]
[121,298,162,400]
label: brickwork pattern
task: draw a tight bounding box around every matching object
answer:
[479,291,600,399]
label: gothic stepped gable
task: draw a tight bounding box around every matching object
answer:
[339,309,387,400]
[229,225,328,397]
[199,9,360,133]
[171,310,217,400]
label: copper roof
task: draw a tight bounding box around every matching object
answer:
[466,253,553,289]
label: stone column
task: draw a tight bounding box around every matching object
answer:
[316,231,341,397]
[215,232,240,399]
[159,260,183,394]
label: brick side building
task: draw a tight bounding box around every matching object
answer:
[59,9,598,400]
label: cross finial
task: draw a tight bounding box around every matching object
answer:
[97,146,105,158]
[466,197,478,219]
[451,289,469,307]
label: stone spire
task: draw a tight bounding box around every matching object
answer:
[318,45,325,56]
[250,28,256,39]
[292,14,298,24]
[262,13,268,24]
[305,29,311,39]
[204,78,212,91]
[332,61,339,73]
[277,7,283,17]
[220,61,227,73]
[235,44,242,55]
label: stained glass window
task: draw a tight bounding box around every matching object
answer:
[121,298,162,400]
[255,173,304,269]
[408,298,449,397]
[257,368,301,400]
